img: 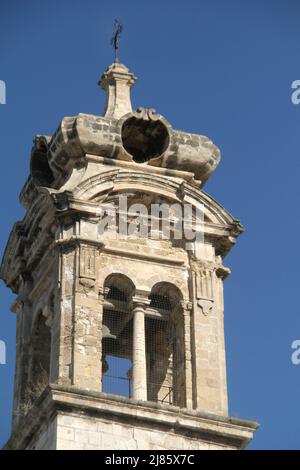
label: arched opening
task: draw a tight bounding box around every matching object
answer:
[26,311,51,410]
[146,282,185,407]
[30,141,54,187]
[101,274,135,397]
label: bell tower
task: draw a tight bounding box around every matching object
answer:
[1,59,258,450]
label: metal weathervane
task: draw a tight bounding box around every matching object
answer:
[111,19,123,63]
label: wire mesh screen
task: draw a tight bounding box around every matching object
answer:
[101,279,185,407]
[149,294,172,311]
[102,284,133,398]
[146,293,174,405]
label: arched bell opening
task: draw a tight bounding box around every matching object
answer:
[101,274,135,398]
[146,282,185,407]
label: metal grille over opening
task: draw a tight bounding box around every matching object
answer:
[146,284,185,407]
[101,274,135,398]
[146,315,173,405]
[102,313,133,398]
[101,276,185,407]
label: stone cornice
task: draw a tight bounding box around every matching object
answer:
[85,154,196,182]
[1,169,243,291]
[41,109,220,186]
[0,195,242,292]
[3,384,259,450]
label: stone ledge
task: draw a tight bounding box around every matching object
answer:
[3,384,258,450]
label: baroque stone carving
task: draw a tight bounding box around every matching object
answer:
[79,245,96,280]
[0,57,258,451]
[192,261,216,316]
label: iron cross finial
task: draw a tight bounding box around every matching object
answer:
[111,19,123,63]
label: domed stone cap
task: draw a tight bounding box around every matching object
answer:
[24,62,220,199]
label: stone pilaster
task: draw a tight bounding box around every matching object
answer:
[180,300,193,409]
[71,243,102,390]
[191,260,228,415]
[215,268,229,415]
[50,243,75,386]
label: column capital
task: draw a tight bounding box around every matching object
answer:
[180,300,193,312]
[132,295,151,311]
[98,286,109,304]
[131,289,151,309]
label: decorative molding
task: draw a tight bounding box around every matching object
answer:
[79,245,96,280]
[134,107,161,122]
[180,300,193,312]
[215,255,231,280]
[78,277,96,294]
[195,264,214,300]
[191,260,216,316]
[197,299,214,317]
[103,245,186,266]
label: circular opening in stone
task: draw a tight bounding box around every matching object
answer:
[122,116,169,163]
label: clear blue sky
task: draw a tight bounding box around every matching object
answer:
[1,0,300,450]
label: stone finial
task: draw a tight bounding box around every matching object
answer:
[99,62,137,119]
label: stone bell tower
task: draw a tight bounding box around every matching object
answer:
[1,60,258,450]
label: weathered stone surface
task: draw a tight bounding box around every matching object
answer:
[4,386,258,450]
[0,60,257,450]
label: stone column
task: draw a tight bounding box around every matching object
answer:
[131,297,149,401]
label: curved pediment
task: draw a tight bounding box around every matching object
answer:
[71,168,242,232]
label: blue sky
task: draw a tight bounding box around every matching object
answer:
[1,0,300,450]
